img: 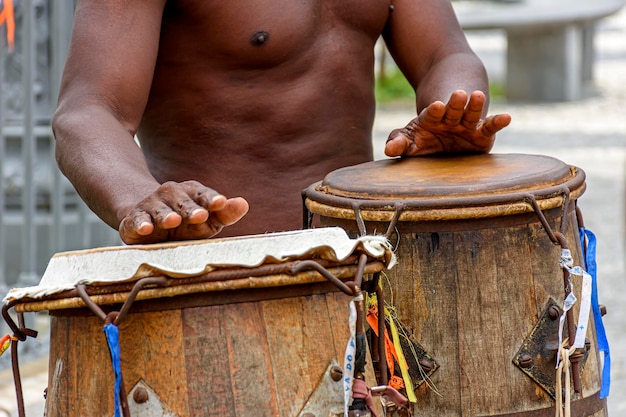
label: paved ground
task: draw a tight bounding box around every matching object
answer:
[1,7,625,417]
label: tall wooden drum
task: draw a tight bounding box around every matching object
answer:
[5,228,394,417]
[303,154,608,417]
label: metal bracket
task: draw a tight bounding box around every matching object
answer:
[297,360,345,417]
[390,318,439,390]
[513,298,589,399]
[115,379,180,417]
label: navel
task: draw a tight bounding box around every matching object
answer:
[250,30,270,46]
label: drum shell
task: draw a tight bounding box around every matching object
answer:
[44,282,375,417]
[304,155,607,417]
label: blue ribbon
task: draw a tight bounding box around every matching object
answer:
[104,323,123,417]
[579,227,611,398]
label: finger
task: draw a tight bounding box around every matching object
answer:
[207,194,227,211]
[211,197,250,227]
[461,91,486,130]
[480,113,512,137]
[119,211,166,245]
[418,101,445,126]
[119,211,154,237]
[442,90,468,126]
[154,181,210,224]
[138,194,184,230]
[384,135,410,157]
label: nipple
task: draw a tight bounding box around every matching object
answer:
[250,30,270,46]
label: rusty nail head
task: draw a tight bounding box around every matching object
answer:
[419,358,433,373]
[133,387,149,404]
[519,354,533,368]
[330,365,343,382]
[548,306,561,320]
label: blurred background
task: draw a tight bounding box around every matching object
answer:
[1,0,625,415]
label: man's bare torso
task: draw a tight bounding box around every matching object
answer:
[137,0,392,236]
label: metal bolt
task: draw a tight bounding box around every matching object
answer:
[599,304,607,316]
[585,338,591,352]
[518,354,533,368]
[133,387,149,404]
[302,413,316,417]
[569,351,584,364]
[419,358,433,373]
[330,366,343,382]
[548,306,561,320]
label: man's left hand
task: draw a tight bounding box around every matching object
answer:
[384,90,511,157]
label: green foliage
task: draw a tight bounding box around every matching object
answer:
[375,70,415,104]
[488,82,505,100]
[375,68,505,104]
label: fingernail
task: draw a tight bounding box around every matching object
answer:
[137,222,152,235]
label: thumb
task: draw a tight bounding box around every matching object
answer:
[384,129,411,157]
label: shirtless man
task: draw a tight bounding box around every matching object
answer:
[52,0,511,244]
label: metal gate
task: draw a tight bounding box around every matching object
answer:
[0,0,120,364]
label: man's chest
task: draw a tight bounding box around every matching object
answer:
[161,0,392,67]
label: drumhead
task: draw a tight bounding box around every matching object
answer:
[304,153,585,222]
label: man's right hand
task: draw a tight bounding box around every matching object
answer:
[118,180,249,244]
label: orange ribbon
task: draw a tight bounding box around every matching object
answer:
[0,0,15,51]
[366,302,404,390]
[0,334,12,356]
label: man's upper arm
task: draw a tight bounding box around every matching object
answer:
[57,0,167,135]
[382,0,474,89]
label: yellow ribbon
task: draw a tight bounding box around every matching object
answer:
[385,307,417,403]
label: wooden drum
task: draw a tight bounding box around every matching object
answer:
[303,154,608,417]
[5,228,394,417]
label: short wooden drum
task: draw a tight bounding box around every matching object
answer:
[303,154,608,417]
[7,228,393,417]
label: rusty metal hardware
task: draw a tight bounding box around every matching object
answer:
[527,193,584,394]
[77,277,168,325]
[384,316,438,389]
[77,277,168,417]
[297,360,345,417]
[2,303,39,417]
[121,379,179,417]
[476,390,606,417]
[513,299,589,399]
[133,387,149,404]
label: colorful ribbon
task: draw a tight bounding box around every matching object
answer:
[579,227,611,398]
[0,0,15,51]
[104,323,123,417]
[0,334,12,356]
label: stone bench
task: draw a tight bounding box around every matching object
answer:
[453,0,626,101]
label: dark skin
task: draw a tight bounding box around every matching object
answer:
[53,0,511,244]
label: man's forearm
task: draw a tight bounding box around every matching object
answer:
[415,52,490,115]
[53,104,160,230]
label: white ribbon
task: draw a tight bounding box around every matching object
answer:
[559,249,593,348]
[343,294,363,416]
